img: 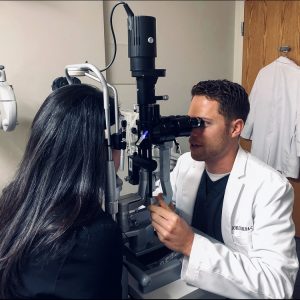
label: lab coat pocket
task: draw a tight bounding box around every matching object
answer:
[232,231,253,249]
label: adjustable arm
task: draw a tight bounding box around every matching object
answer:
[65,63,120,220]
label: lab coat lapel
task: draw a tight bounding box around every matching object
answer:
[181,158,205,223]
[221,147,247,244]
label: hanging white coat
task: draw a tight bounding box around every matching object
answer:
[241,56,300,179]
[154,147,298,299]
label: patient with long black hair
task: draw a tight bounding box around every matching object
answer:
[0,83,123,298]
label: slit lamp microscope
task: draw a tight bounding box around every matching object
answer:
[64,1,204,296]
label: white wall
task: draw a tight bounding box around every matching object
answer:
[104,1,236,113]
[233,1,244,84]
[0,1,244,195]
[0,1,106,191]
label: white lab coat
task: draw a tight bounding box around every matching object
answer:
[241,56,300,179]
[154,147,298,299]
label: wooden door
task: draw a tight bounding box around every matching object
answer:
[241,0,300,236]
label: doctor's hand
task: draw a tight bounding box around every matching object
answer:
[148,197,194,257]
[152,193,175,211]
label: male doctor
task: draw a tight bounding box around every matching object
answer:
[149,80,299,299]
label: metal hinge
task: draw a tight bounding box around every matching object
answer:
[241,21,244,36]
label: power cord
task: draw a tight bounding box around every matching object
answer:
[100,2,127,72]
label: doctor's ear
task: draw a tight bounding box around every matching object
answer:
[230,119,244,138]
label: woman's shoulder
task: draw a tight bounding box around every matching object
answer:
[76,210,122,243]
[88,209,120,229]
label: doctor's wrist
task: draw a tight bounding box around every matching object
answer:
[182,232,195,257]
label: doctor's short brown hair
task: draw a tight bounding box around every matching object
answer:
[191,79,250,124]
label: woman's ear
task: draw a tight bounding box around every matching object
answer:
[230,119,244,138]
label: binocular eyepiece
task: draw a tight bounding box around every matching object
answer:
[152,115,204,143]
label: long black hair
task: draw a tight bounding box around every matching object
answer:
[0,84,109,297]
